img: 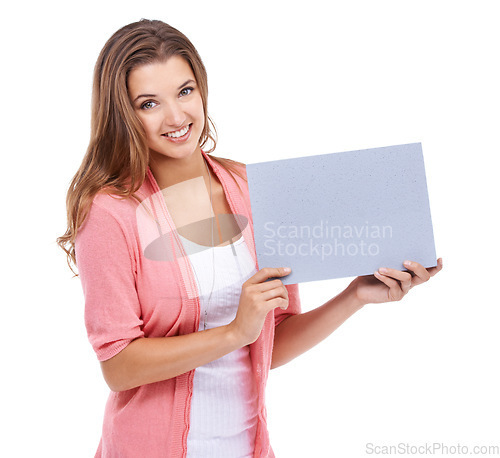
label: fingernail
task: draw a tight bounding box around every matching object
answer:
[379,267,388,274]
[404,260,412,267]
[283,267,291,273]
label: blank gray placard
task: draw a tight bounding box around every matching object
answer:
[246,143,437,285]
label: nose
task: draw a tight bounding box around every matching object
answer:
[161,100,185,129]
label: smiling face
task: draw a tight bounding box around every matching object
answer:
[127,56,205,164]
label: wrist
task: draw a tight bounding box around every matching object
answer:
[344,278,368,310]
[224,322,247,349]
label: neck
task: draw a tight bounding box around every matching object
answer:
[148,147,212,191]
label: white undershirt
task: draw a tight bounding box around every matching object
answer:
[180,233,259,458]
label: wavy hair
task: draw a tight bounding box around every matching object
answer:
[56,19,246,276]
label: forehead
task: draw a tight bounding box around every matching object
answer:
[127,56,196,95]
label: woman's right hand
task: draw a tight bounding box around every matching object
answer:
[229,267,291,346]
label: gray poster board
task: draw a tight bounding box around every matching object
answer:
[246,143,437,285]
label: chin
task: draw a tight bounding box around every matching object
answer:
[150,144,201,161]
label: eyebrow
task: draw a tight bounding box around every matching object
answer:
[133,79,196,103]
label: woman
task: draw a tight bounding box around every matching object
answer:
[57,19,442,458]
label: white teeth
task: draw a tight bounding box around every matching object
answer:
[165,125,190,138]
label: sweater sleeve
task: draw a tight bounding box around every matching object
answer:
[75,201,145,362]
[274,283,301,327]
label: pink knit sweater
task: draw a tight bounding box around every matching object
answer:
[75,151,301,457]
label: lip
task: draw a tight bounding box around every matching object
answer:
[162,124,192,143]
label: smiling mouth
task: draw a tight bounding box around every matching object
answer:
[162,124,192,138]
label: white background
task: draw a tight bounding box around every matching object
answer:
[2,1,499,457]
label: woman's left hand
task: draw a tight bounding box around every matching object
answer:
[349,258,443,305]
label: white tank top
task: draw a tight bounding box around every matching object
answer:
[180,233,259,458]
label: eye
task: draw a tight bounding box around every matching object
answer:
[140,100,157,110]
[179,87,194,97]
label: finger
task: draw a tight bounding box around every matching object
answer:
[268,296,289,311]
[248,283,289,311]
[374,271,404,301]
[256,278,285,293]
[261,285,289,303]
[378,267,412,292]
[247,267,291,285]
[427,258,443,277]
[403,260,431,282]
[374,271,400,289]
[378,267,412,283]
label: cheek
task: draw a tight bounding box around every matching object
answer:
[138,114,160,140]
[190,95,205,121]
[193,102,205,134]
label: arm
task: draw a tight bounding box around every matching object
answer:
[271,282,363,369]
[101,325,240,392]
[77,201,293,392]
[102,266,292,392]
[76,202,240,391]
[271,258,443,369]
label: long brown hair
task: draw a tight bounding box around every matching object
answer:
[56,19,246,276]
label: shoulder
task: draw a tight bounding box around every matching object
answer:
[91,192,139,225]
[75,192,142,270]
[224,157,246,169]
[209,153,245,167]
[212,154,246,167]
[209,154,248,183]
[232,160,247,177]
[77,190,145,244]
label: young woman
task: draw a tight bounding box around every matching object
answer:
[57,19,442,458]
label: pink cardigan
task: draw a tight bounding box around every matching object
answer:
[75,151,301,457]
